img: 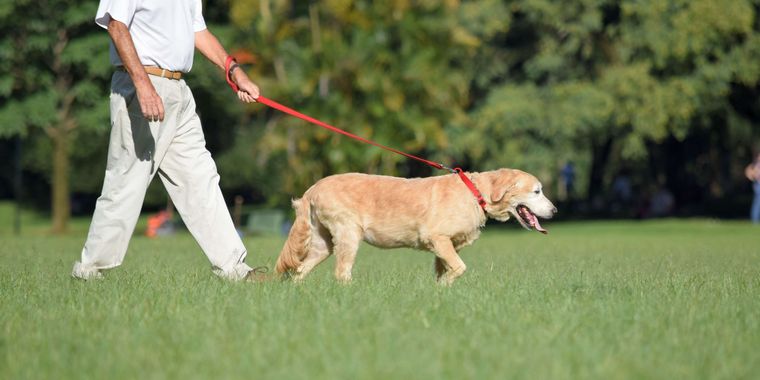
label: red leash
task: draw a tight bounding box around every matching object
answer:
[257,96,450,171]
[256,96,487,210]
[221,57,486,210]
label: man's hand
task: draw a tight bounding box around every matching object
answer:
[232,68,260,103]
[194,29,262,104]
[108,19,165,122]
[135,82,165,122]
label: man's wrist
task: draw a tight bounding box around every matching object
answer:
[224,55,240,92]
[229,63,241,84]
[133,76,154,91]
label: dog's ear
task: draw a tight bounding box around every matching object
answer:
[490,170,519,204]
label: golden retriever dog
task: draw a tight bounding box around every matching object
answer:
[275,169,556,284]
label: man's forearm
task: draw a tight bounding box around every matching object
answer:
[195,29,231,70]
[195,28,260,102]
[108,19,151,88]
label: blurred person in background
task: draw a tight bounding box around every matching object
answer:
[745,152,760,224]
[649,184,674,218]
[560,161,576,200]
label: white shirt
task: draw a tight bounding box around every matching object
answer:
[95,0,207,73]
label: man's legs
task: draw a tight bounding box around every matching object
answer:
[156,84,252,280]
[72,73,175,279]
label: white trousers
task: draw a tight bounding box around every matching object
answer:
[72,72,252,280]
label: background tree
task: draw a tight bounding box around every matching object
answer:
[221,0,760,214]
[465,0,760,213]
[221,0,482,205]
[3,0,760,222]
[0,0,110,232]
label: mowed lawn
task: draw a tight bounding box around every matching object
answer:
[1,216,759,379]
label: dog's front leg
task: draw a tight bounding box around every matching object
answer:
[434,257,447,280]
[333,229,361,283]
[431,236,466,285]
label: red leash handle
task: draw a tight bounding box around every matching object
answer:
[225,56,239,93]
[256,96,447,171]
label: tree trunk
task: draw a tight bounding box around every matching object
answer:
[587,137,613,203]
[49,28,75,234]
[50,126,70,234]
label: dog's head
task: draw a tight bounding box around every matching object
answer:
[479,169,557,233]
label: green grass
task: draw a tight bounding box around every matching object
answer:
[1,214,759,379]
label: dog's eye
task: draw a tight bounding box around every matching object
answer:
[534,190,540,194]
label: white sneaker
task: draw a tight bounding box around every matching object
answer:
[71,261,103,280]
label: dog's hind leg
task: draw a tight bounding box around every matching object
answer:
[332,227,362,283]
[431,236,466,285]
[294,224,333,281]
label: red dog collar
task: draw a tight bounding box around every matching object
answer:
[455,168,486,209]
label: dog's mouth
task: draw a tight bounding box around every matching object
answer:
[515,205,548,234]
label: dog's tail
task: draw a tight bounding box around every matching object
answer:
[275,198,312,274]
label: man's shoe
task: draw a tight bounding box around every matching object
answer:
[71,262,104,280]
[244,266,276,282]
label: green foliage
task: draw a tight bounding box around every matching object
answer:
[214,0,760,206]
[465,0,760,197]
[0,0,111,226]
[224,0,482,203]
[0,0,111,133]
[4,0,760,214]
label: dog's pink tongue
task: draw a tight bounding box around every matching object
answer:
[534,219,548,234]
[521,206,549,234]
[530,215,548,234]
